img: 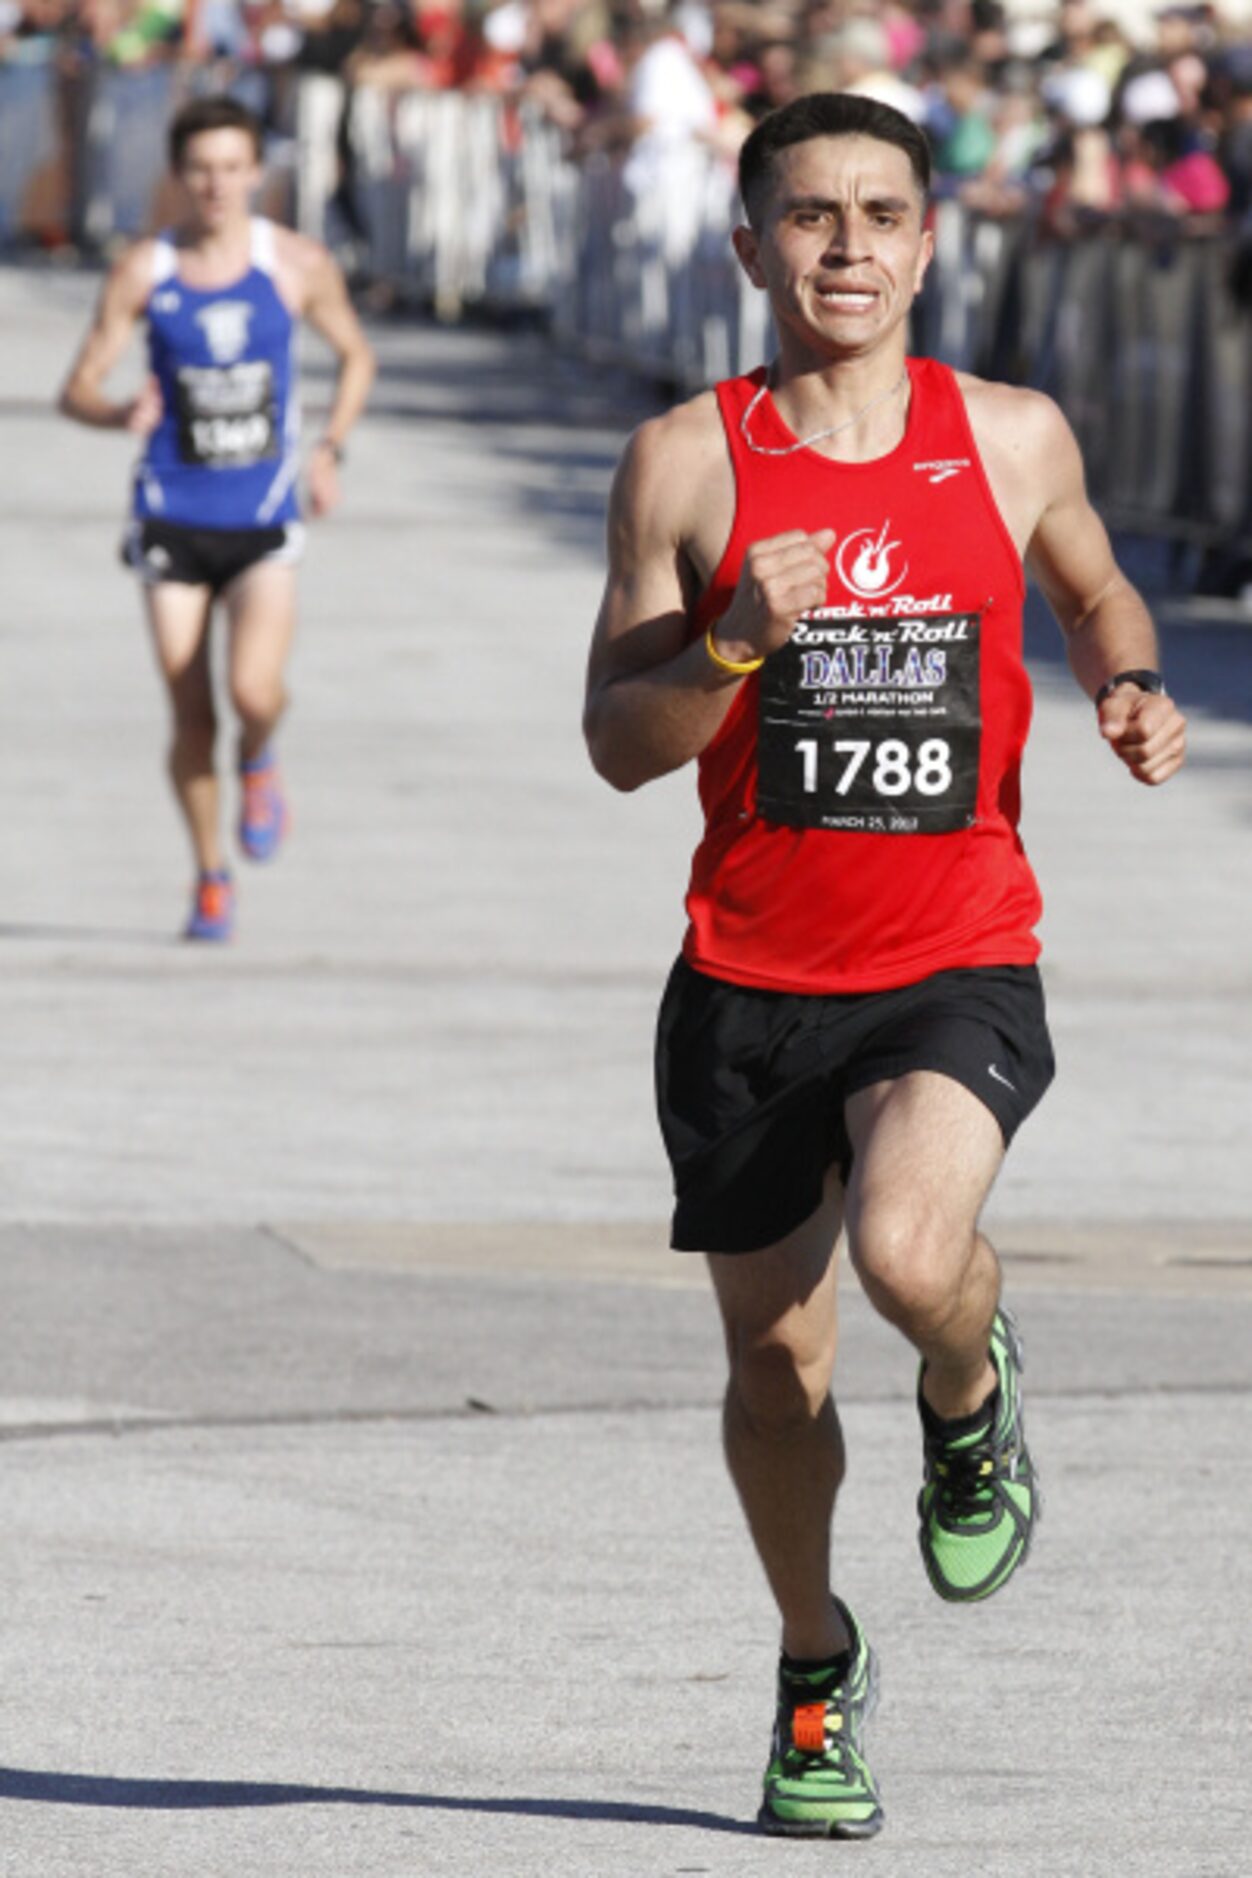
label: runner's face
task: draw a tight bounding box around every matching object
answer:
[736,136,932,364]
[176,129,262,233]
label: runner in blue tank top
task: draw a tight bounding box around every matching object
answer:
[59,95,375,941]
[136,213,302,534]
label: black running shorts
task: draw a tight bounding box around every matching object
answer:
[655,957,1055,1254]
[121,518,304,594]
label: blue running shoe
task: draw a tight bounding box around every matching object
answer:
[185,870,234,942]
[238,749,288,862]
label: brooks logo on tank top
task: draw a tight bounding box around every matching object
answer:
[135,219,300,530]
[685,358,1043,994]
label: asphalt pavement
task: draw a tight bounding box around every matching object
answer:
[0,262,1249,1878]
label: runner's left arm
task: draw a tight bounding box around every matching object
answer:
[300,250,376,516]
[1025,401,1186,787]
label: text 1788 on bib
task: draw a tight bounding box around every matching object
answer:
[756,612,982,835]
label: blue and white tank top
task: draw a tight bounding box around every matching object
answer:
[135,219,300,529]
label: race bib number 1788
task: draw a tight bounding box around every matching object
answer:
[755,612,982,835]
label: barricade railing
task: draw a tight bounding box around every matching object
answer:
[0,55,67,246]
[2,67,1248,549]
[0,56,271,250]
[548,143,770,387]
[921,202,1252,544]
[328,93,1252,546]
[332,86,576,319]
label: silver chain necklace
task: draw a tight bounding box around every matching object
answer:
[740,368,910,458]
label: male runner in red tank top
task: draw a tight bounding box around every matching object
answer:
[584,93,1185,1840]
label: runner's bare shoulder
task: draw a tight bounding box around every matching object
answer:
[954,371,1071,461]
[107,236,163,315]
[615,388,729,553]
[954,372,1081,533]
[268,224,337,309]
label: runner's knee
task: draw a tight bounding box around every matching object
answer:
[848,1209,967,1335]
[727,1330,834,1437]
[229,673,284,726]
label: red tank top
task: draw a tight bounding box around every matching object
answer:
[683,358,1043,993]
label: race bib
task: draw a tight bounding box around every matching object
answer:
[756,612,982,834]
[175,362,278,468]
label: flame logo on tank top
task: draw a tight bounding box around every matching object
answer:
[835,521,909,601]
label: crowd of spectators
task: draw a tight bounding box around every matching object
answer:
[4,1,1252,229]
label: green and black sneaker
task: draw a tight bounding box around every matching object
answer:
[758,1599,883,1839]
[917,1305,1039,1603]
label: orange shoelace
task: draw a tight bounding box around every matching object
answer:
[197,880,231,921]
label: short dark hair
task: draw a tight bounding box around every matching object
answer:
[169,96,263,172]
[738,93,932,225]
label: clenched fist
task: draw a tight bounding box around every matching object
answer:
[1098,685,1187,785]
[710,528,835,670]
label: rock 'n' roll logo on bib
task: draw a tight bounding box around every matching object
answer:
[756,611,983,834]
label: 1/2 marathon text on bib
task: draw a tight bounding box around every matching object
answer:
[756,611,982,834]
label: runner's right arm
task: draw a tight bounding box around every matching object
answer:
[58,246,159,432]
[584,411,833,792]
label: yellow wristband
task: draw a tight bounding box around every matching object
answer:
[705,626,765,676]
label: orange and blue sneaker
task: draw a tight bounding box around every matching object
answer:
[238,748,288,862]
[185,869,234,942]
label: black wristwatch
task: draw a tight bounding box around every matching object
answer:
[1093,669,1164,708]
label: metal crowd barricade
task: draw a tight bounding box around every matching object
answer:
[1,67,1247,552]
[341,88,556,318]
[512,101,576,308]
[546,141,769,389]
[292,71,345,243]
[77,62,179,246]
[319,89,1252,551]
[334,89,764,385]
[0,57,60,244]
[912,196,1252,547]
[0,56,241,250]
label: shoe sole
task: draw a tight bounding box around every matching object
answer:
[757,1803,884,1839]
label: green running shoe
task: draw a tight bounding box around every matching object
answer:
[758,1600,883,1839]
[917,1305,1039,1602]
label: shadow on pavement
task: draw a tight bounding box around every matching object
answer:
[0,1765,753,1833]
[0,924,176,946]
[317,321,666,559]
